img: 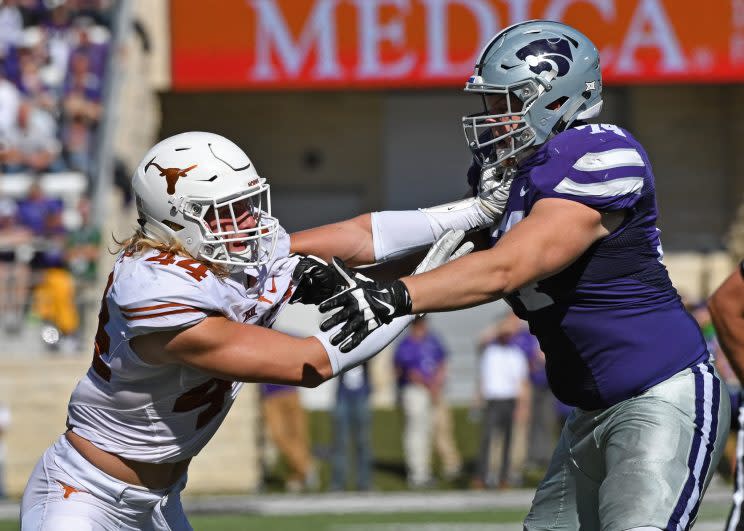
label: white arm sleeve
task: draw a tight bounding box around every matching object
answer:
[314,315,414,376]
[371,198,493,262]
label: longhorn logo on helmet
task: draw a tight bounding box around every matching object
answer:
[145,157,198,195]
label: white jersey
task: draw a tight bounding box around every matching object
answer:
[67,230,299,463]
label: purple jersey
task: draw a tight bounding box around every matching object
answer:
[491,123,707,410]
[393,333,446,387]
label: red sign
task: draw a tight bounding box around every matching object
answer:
[171,0,744,90]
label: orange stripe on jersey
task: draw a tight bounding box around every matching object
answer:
[257,296,272,304]
[121,302,185,313]
[122,307,204,320]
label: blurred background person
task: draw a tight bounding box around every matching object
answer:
[471,313,529,490]
[259,383,318,493]
[0,401,10,499]
[522,340,558,483]
[330,363,372,492]
[15,179,79,349]
[3,99,62,174]
[431,354,462,483]
[393,316,447,488]
[0,0,24,59]
[0,192,32,333]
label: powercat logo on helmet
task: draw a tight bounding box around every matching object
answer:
[516,38,573,78]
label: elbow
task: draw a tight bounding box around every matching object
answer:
[299,362,329,388]
[492,268,520,298]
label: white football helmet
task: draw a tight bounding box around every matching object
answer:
[131,131,279,268]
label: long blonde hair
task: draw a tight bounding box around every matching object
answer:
[111,230,230,278]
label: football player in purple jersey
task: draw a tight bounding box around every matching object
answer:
[709,263,744,531]
[290,20,729,531]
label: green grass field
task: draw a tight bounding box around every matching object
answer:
[0,503,732,531]
[0,510,525,531]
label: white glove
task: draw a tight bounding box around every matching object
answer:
[413,228,474,274]
[477,164,516,219]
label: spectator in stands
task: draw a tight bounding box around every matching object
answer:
[330,363,373,491]
[259,384,318,493]
[68,15,109,83]
[16,179,64,238]
[61,43,103,176]
[0,193,32,333]
[393,316,454,488]
[65,195,99,282]
[0,0,24,58]
[0,64,21,170]
[13,26,56,112]
[4,99,63,173]
[63,48,103,112]
[0,401,9,499]
[61,111,91,174]
[15,179,79,349]
[472,312,529,489]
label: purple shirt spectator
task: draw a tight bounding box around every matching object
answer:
[394,332,446,387]
[260,383,296,398]
[16,189,63,236]
[337,364,370,398]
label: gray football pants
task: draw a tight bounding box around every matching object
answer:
[524,360,730,531]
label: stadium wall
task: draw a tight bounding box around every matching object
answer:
[0,359,260,497]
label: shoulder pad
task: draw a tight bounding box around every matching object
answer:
[111,252,221,336]
[528,124,648,211]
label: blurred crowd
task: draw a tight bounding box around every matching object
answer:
[0,0,113,176]
[0,0,112,349]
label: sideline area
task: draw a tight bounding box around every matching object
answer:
[0,478,733,521]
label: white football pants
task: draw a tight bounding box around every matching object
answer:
[21,435,192,530]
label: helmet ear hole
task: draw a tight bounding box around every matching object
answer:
[546,96,568,110]
[161,220,184,232]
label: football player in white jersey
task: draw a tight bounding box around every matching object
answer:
[19,132,473,531]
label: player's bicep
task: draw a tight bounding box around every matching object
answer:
[493,198,620,288]
[131,315,331,385]
[290,214,374,265]
[709,269,744,323]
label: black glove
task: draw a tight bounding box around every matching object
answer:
[289,255,341,305]
[319,258,412,352]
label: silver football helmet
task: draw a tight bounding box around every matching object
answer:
[462,20,603,167]
[131,132,279,269]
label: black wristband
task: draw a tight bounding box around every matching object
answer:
[740,260,744,280]
[390,279,413,317]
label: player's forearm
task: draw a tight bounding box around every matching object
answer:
[402,248,511,313]
[290,214,376,266]
[156,319,334,387]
